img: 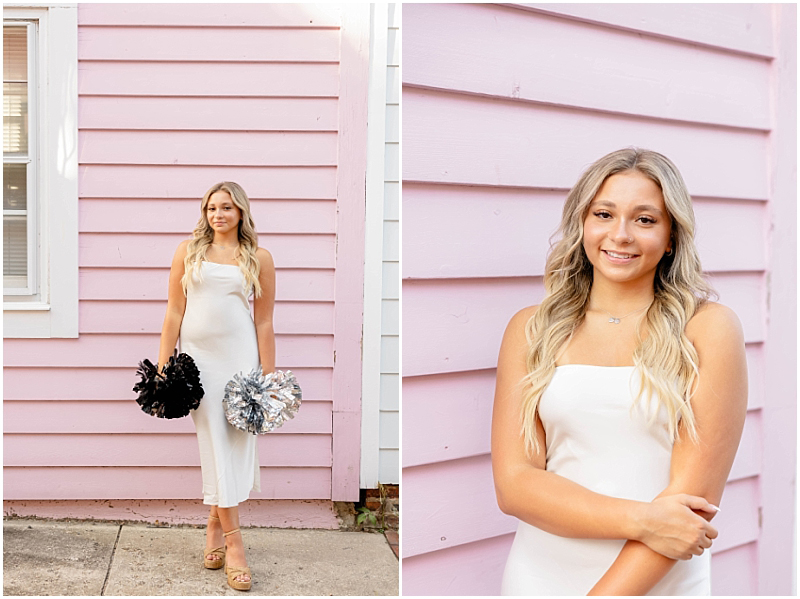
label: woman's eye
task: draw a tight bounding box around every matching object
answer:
[638,216,656,224]
[594,211,611,219]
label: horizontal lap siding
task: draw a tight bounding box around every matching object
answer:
[379,4,401,484]
[3,5,344,503]
[402,3,778,593]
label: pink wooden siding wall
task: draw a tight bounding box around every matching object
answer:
[402,4,795,595]
[5,4,369,514]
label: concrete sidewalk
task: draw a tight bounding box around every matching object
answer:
[3,519,399,596]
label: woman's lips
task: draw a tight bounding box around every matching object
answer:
[602,249,639,264]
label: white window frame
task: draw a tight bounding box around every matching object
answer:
[3,20,38,296]
[3,4,78,338]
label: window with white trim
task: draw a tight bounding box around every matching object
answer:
[3,5,78,338]
[4,20,37,295]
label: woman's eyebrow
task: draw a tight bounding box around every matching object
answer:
[634,204,663,215]
[592,200,663,215]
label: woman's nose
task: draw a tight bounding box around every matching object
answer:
[610,219,633,243]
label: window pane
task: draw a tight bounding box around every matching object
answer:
[3,214,28,284]
[3,26,27,82]
[4,82,28,155]
[3,163,26,209]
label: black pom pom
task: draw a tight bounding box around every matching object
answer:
[133,350,204,419]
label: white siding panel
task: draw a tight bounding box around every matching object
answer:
[383,220,400,261]
[381,262,399,299]
[379,449,400,483]
[379,373,399,411]
[380,335,399,375]
[381,299,399,335]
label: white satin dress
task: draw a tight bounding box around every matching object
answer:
[500,365,711,596]
[179,260,261,508]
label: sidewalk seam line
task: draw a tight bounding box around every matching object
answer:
[100,524,123,596]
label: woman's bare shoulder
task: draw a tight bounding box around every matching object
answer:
[171,239,191,265]
[176,239,191,255]
[255,247,275,273]
[501,305,539,346]
[508,305,539,329]
[685,301,744,347]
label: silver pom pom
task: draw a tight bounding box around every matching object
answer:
[223,369,302,434]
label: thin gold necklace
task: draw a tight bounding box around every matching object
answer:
[592,301,652,324]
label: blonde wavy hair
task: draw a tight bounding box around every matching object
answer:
[521,148,716,456]
[181,181,263,298]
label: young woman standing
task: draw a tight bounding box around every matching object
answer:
[157,181,276,592]
[492,148,747,595]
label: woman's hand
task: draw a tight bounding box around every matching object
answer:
[635,494,719,560]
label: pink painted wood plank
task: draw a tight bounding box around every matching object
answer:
[3,466,332,500]
[402,534,514,596]
[404,4,770,129]
[5,334,333,368]
[705,271,765,343]
[3,499,341,529]
[514,4,774,58]
[3,367,332,401]
[79,268,335,302]
[402,276,541,377]
[711,476,760,553]
[79,131,338,166]
[693,198,768,273]
[79,97,338,131]
[330,5,369,502]
[403,88,770,201]
[331,411,361,501]
[80,199,336,234]
[710,542,758,595]
[78,300,334,335]
[402,273,764,377]
[78,4,341,28]
[3,400,331,435]
[78,165,336,199]
[79,62,338,96]
[79,26,339,62]
[403,185,766,279]
[402,185,558,279]
[402,369,495,468]
[80,233,334,269]
[758,8,797,593]
[403,454,517,558]
[5,433,332,467]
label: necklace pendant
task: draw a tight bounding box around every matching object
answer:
[609,317,620,324]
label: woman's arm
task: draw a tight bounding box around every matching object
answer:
[492,307,719,547]
[252,248,276,373]
[157,240,190,369]
[588,303,748,595]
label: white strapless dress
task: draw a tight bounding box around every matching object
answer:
[179,261,261,508]
[500,365,711,596]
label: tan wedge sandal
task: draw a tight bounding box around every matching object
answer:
[203,515,226,570]
[223,528,252,591]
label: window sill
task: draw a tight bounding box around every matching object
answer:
[3,302,51,311]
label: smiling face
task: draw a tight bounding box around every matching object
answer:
[206,190,242,235]
[582,170,672,288]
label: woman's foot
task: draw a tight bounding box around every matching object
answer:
[224,529,252,588]
[204,515,225,566]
